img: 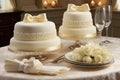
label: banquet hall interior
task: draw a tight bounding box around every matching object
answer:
[1,0,120,80]
[0,0,119,47]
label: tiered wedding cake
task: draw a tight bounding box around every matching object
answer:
[9,13,61,52]
[59,4,96,39]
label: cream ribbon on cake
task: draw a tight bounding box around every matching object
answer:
[5,57,70,75]
[67,3,90,12]
[23,13,48,23]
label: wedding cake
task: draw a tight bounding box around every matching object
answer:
[9,13,61,52]
[59,4,96,39]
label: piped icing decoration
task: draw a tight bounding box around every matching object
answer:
[67,3,90,12]
[23,13,48,23]
[5,57,70,75]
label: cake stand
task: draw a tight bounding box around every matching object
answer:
[59,32,97,49]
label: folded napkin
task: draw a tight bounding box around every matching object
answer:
[4,57,70,75]
[67,3,90,12]
[23,13,48,23]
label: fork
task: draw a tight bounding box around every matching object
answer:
[52,55,65,63]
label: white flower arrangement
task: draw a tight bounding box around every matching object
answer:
[72,43,112,63]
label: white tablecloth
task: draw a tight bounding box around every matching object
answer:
[0,37,120,80]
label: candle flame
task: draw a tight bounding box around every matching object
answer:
[91,0,95,6]
[98,1,102,6]
[51,1,56,7]
[43,1,48,8]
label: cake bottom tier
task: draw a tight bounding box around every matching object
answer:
[9,37,62,52]
[59,26,97,40]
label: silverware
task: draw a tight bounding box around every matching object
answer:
[52,55,64,63]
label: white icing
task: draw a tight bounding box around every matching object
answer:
[14,21,56,33]
[59,3,96,39]
[9,20,61,51]
[9,37,61,51]
[113,0,120,10]
[62,12,93,28]
[14,21,57,40]
[14,31,56,41]
[59,26,96,35]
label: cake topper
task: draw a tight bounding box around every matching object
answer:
[23,13,48,23]
[67,4,90,12]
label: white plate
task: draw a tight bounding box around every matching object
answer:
[64,52,114,68]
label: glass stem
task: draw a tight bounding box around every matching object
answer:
[98,31,102,37]
[98,31,102,42]
[105,27,109,37]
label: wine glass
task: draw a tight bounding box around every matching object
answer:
[94,6,105,44]
[102,5,112,44]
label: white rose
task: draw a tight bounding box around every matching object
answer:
[82,56,93,63]
[73,48,80,54]
[94,55,103,63]
[72,53,82,61]
[80,46,93,56]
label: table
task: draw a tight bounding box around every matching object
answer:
[0,37,120,80]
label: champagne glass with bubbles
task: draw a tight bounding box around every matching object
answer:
[94,6,105,44]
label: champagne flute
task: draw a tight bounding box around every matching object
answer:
[102,5,112,44]
[94,6,105,44]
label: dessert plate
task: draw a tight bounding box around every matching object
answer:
[64,52,114,68]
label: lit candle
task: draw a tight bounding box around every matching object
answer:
[43,1,48,8]
[98,1,102,6]
[51,1,56,7]
[91,0,95,7]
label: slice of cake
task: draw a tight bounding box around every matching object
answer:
[59,4,96,40]
[9,13,62,52]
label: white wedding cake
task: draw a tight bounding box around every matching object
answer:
[59,4,96,39]
[9,13,61,52]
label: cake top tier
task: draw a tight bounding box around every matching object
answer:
[66,4,90,12]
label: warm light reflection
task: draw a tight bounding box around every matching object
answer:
[98,1,102,6]
[91,0,95,7]
[51,1,56,7]
[43,1,48,8]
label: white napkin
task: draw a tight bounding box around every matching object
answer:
[4,57,70,75]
